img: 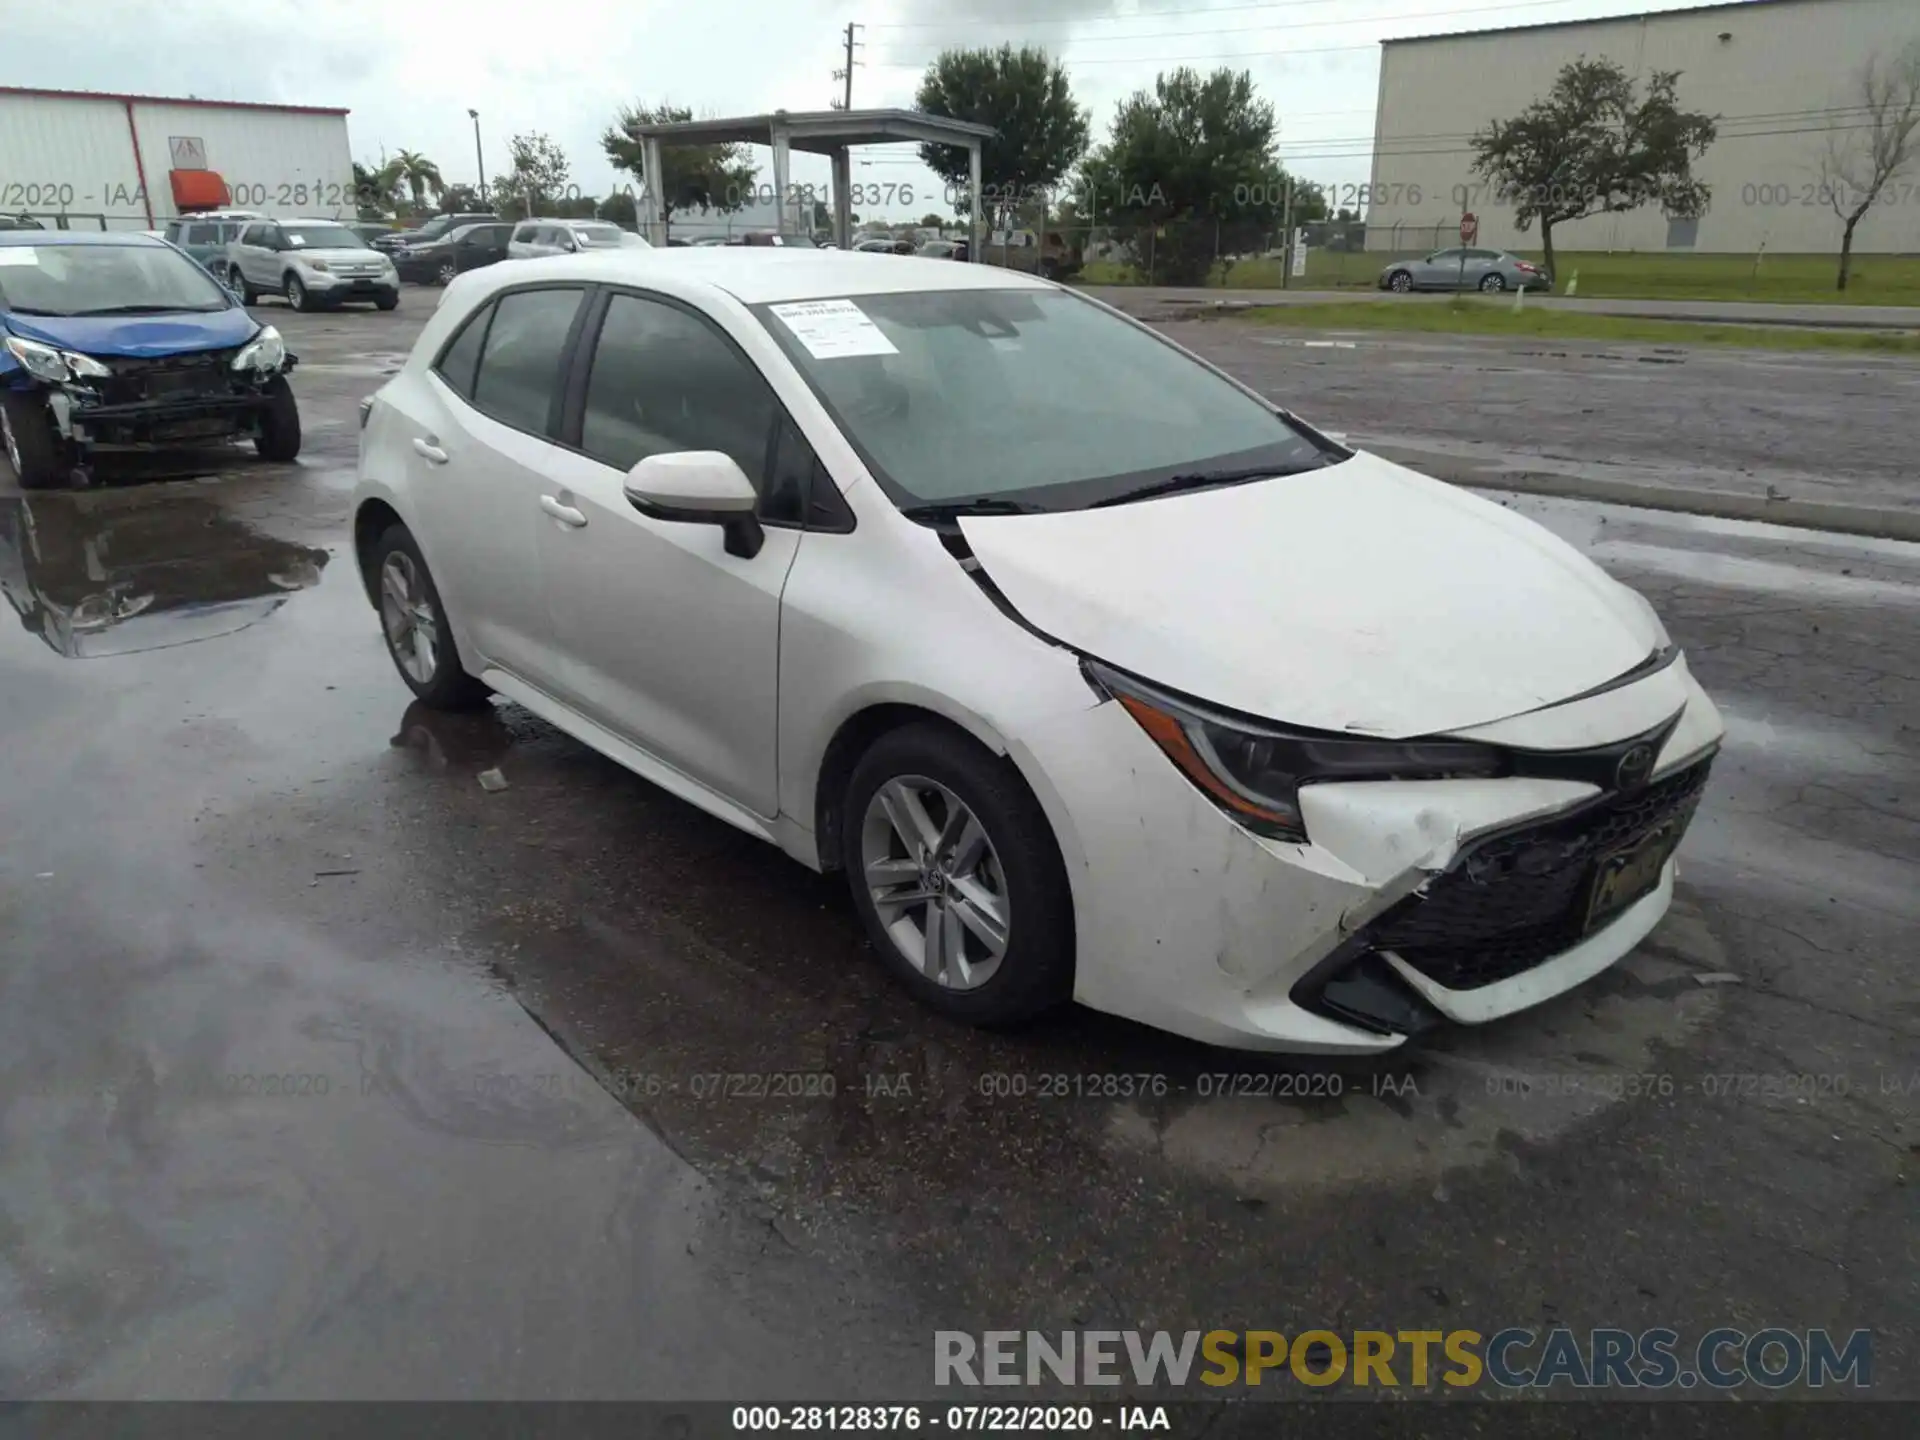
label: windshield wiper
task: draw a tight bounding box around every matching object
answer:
[1089,466,1292,509]
[2,306,75,316]
[899,497,1042,522]
[71,304,214,316]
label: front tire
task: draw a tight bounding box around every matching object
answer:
[1388,270,1413,293]
[285,275,312,312]
[0,391,69,490]
[253,376,302,461]
[229,267,258,305]
[375,291,400,312]
[435,261,458,286]
[842,724,1074,1026]
[370,524,491,710]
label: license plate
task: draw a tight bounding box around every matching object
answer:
[1585,822,1680,932]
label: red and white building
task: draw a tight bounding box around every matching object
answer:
[0,85,353,231]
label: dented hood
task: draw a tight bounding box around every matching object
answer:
[957,451,1660,739]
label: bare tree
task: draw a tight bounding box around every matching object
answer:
[1818,43,1920,292]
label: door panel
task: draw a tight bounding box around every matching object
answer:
[534,449,798,815]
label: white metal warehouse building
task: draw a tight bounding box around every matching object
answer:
[1364,0,1920,255]
[0,86,353,231]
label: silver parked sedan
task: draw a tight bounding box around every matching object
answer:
[1378,248,1552,293]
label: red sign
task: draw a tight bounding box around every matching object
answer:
[1460,212,1479,244]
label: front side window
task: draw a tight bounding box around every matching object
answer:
[751,288,1332,511]
[0,241,231,316]
[580,293,774,485]
[469,288,583,434]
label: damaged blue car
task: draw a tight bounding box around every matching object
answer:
[0,230,300,489]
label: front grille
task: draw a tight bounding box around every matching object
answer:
[99,349,241,406]
[1368,757,1714,991]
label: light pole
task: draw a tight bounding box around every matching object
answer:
[469,109,487,205]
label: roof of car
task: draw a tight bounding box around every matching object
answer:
[488,247,1048,305]
[276,216,362,226]
[0,230,165,248]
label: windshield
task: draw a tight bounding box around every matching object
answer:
[752,288,1334,511]
[568,224,629,248]
[0,242,230,316]
[282,224,365,250]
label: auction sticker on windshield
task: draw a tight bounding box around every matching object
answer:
[768,298,898,359]
[0,249,40,266]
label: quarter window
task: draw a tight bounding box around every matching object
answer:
[580,293,775,486]
[434,301,492,400]
[470,287,583,434]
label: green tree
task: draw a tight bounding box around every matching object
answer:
[920,212,945,229]
[602,102,758,235]
[915,45,1089,227]
[1471,57,1718,284]
[351,160,396,217]
[598,190,638,227]
[438,184,482,214]
[1078,67,1310,284]
[390,149,445,209]
[491,132,572,220]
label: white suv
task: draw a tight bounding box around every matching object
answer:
[507,220,649,260]
[225,217,399,311]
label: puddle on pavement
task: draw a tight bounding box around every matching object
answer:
[0,487,328,660]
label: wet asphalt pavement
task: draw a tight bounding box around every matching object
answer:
[0,296,1914,1402]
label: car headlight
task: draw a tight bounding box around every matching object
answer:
[303,259,331,272]
[4,334,112,382]
[1088,660,1508,843]
[230,325,286,374]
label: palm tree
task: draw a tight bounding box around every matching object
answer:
[391,150,446,208]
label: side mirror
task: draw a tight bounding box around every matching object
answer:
[623,452,764,559]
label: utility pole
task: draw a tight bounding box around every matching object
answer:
[831,23,863,110]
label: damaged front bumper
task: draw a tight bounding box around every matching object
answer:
[1010,654,1724,1054]
[39,354,295,453]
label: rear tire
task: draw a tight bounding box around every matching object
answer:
[0,391,69,490]
[253,376,302,462]
[1479,273,1507,292]
[370,524,492,710]
[842,723,1074,1027]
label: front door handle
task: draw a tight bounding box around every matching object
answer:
[412,437,449,464]
[540,495,587,528]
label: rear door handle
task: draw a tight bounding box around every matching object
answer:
[540,495,587,528]
[412,437,448,464]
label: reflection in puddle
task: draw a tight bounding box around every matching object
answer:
[0,490,329,659]
[389,698,514,774]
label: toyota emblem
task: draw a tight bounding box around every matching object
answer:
[1615,743,1656,790]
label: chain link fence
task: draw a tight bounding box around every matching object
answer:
[1029,218,1462,289]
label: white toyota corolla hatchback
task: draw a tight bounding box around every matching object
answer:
[352,249,1723,1053]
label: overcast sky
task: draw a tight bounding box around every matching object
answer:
[4,0,1747,221]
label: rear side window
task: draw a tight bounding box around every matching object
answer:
[434,302,492,400]
[470,287,583,434]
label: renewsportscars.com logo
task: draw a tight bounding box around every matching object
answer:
[934,1328,1873,1391]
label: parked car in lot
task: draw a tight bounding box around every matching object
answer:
[225,218,400,311]
[853,237,914,255]
[728,231,817,248]
[508,220,651,259]
[352,248,1722,1052]
[394,222,513,285]
[1,231,301,489]
[371,212,499,257]
[1378,248,1552,293]
[915,239,969,261]
[160,211,263,275]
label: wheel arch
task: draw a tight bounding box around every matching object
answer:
[809,695,1017,876]
[353,498,405,606]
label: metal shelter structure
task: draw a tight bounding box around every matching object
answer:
[621,108,995,259]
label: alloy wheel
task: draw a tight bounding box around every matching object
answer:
[1390,272,1412,292]
[437,262,457,285]
[860,775,1010,990]
[379,550,439,684]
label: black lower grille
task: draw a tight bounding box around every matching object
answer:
[99,349,241,407]
[1368,757,1714,990]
